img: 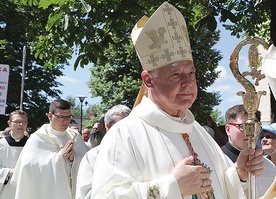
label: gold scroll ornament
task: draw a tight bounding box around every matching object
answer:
[229,36,269,199]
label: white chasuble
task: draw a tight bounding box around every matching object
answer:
[0,138,24,199]
[11,124,88,199]
[91,97,246,199]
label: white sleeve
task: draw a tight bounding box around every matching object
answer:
[91,132,182,199]
[75,148,97,199]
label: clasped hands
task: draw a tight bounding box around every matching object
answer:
[61,140,74,162]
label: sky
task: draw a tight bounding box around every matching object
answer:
[57,22,247,117]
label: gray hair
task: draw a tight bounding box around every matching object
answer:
[104,105,131,126]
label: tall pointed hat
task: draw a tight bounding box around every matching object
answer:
[131,2,193,71]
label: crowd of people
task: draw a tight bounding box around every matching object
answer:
[0,1,275,199]
[0,99,132,199]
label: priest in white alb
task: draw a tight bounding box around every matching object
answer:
[0,110,29,199]
[11,99,88,199]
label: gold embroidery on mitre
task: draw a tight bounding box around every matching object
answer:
[182,25,191,47]
[168,18,178,30]
[172,32,182,43]
[148,55,160,67]
[131,2,193,71]
[163,3,173,15]
[177,47,189,58]
[162,49,174,61]
[146,27,167,50]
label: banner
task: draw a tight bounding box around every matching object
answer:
[0,64,9,115]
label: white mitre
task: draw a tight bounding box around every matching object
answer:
[262,44,276,98]
[131,2,193,71]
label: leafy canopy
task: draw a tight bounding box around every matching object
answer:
[11,0,273,124]
[0,0,65,131]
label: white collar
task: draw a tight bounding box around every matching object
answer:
[131,96,195,134]
[47,125,67,138]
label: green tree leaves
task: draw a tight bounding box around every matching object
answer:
[0,0,64,131]
[6,0,272,126]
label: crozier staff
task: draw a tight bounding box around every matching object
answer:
[91,2,264,199]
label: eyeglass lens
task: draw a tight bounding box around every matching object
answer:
[53,113,72,120]
[12,121,27,125]
[262,135,276,139]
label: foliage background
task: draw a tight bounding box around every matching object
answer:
[0,1,65,131]
[0,0,273,130]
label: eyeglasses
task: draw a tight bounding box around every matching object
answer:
[52,113,72,120]
[227,123,244,132]
[11,121,28,125]
[261,134,276,139]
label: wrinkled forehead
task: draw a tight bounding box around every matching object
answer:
[157,60,195,73]
[168,60,193,66]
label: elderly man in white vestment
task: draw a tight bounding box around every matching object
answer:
[11,99,88,199]
[90,2,264,199]
[0,110,28,199]
[75,104,131,199]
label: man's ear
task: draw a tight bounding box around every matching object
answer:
[141,71,153,89]
[225,124,231,136]
[7,120,11,126]
[48,112,53,121]
[105,123,111,131]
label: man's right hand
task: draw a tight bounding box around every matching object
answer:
[236,147,264,181]
[61,140,74,161]
[171,156,213,196]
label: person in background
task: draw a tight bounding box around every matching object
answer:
[0,110,28,199]
[23,131,30,137]
[222,104,260,161]
[91,122,98,134]
[97,117,106,135]
[2,127,11,136]
[0,127,11,139]
[11,99,88,199]
[75,104,131,199]
[257,123,276,165]
[202,125,215,138]
[0,131,6,139]
[70,125,80,133]
[206,115,228,146]
[81,128,92,149]
[222,104,275,197]
[90,117,106,148]
[90,2,263,198]
[104,104,131,131]
[90,130,103,148]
